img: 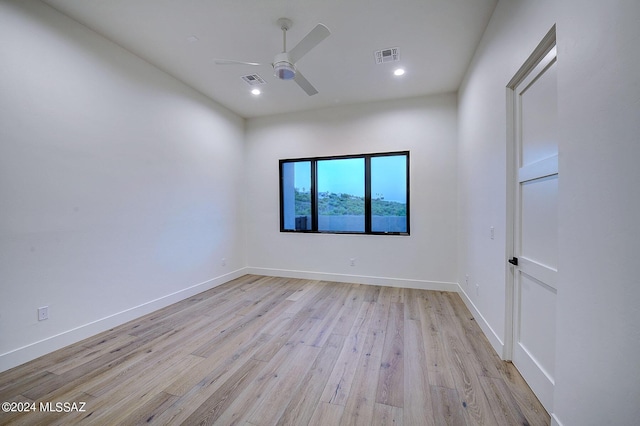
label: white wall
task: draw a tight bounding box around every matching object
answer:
[457,0,556,353]
[0,0,246,371]
[245,94,458,289]
[458,0,640,424]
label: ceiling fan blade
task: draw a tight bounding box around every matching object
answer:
[294,70,319,96]
[214,59,261,66]
[288,23,330,64]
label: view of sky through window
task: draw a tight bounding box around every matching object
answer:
[371,155,407,203]
[317,158,364,197]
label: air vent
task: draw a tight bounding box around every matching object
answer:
[374,47,400,64]
[241,74,266,86]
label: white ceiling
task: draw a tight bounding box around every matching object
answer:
[42,0,497,118]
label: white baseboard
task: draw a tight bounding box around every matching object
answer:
[551,413,563,426]
[456,283,505,357]
[0,268,248,373]
[246,267,459,292]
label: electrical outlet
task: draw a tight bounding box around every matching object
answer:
[490,226,495,240]
[475,283,480,296]
[350,258,356,267]
[38,306,49,321]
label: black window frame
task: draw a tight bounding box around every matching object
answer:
[279,151,410,235]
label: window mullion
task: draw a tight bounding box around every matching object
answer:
[364,155,371,233]
[311,160,318,231]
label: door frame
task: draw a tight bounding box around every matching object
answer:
[504,25,557,362]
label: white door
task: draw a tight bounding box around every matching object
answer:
[509,44,558,413]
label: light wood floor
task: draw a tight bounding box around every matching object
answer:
[0,275,549,425]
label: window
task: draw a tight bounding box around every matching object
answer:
[317,157,365,232]
[280,151,409,235]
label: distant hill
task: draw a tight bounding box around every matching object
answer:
[295,190,406,216]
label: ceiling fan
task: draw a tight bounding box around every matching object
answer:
[215,18,330,96]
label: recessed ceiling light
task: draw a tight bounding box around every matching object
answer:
[251,89,261,95]
[394,68,405,76]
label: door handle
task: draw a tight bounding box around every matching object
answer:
[508,257,518,266]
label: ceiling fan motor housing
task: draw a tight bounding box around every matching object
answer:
[273,52,296,80]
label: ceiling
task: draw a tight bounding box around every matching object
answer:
[42,0,497,119]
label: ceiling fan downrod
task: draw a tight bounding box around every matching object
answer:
[277,17,293,52]
[274,18,295,80]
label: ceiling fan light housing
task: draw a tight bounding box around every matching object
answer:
[273,53,296,80]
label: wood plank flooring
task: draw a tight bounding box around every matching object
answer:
[0,275,549,425]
